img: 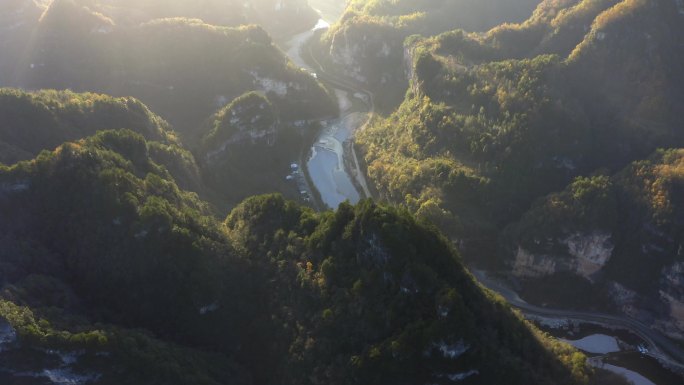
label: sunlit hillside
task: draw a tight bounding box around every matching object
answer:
[0,1,681,384]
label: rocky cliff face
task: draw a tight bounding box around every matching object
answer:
[327,22,403,86]
[505,149,684,340]
[658,261,684,339]
[203,93,278,163]
[513,231,614,279]
[512,229,684,340]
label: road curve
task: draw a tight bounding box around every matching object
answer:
[471,270,684,373]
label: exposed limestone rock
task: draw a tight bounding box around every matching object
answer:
[656,261,684,339]
[657,291,684,340]
[513,231,613,279]
[513,247,559,278]
[563,232,613,277]
[329,33,367,83]
[607,281,639,318]
[251,71,289,97]
[204,93,278,163]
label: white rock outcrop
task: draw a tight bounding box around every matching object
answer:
[513,231,613,279]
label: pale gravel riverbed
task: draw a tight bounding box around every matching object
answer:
[562,334,621,354]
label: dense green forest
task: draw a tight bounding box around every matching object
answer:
[318,0,540,110]
[0,88,205,192]
[0,0,339,207]
[197,92,320,210]
[0,89,176,162]
[349,0,684,342]
[356,0,684,247]
[0,128,613,384]
[0,0,681,383]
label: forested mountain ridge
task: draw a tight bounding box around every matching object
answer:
[0,0,318,38]
[0,88,176,161]
[0,88,206,192]
[504,149,684,340]
[318,0,540,110]
[0,0,337,208]
[353,0,684,338]
[83,0,318,36]
[0,129,258,383]
[0,0,335,143]
[0,127,617,384]
[357,0,684,238]
[0,0,678,383]
[197,92,314,208]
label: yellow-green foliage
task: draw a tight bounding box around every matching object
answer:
[7,1,331,141]
[506,149,684,294]
[568,0,647,61]
[0,299,246,385]
[0,88,177,164]
[226,196,591,385]
[0,299,108,348]
[358,0,682,239]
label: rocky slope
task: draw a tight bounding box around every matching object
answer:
[196,91,319,207]
[504,149,684,339]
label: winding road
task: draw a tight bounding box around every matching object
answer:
[284,11,684,382]
[472,270,684,374]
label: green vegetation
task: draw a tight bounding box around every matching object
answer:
[0,299,248,385]
[226,195,594,385]
[198,92,321,210]
[0,128,601,383]
[0,0,679,382]
[0,88,176,164]
[340,0,539,33]
[52,0,318,35]
[507,149,684,295]
[355,0,684,254]
[0,88,207,193]
[3,0,334,142]
[317,0,540,110]
[201,92,277,151]
[347,2,684,341]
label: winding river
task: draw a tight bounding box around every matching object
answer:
[281,7,683,385]
[285,19,371,209]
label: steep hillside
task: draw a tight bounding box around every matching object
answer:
[0,88,205,192]
[0,302,249,385]
[84,0,318,36]
[0,130,610,384]
[0,129,257,383]
[349,0,684,348]
[0,0,335,142]
[356,0,684,242]
[0,88,176,162]
[504,149,684,339]
[318,0,540,109]
[197,92,317,208]
[226,196,596,385]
